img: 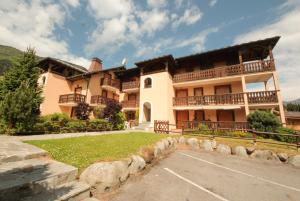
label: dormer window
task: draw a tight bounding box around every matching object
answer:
[144,77,152,88]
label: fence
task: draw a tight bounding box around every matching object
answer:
[154,120,300,149]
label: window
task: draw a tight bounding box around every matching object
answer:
[144,78,152,88]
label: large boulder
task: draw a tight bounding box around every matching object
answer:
[128,155,146,174]
[187,138,200,150]
[246,147,255,155]
[178,136,186,144]
[162,139,170,149]
[233,146,248,157]
[167,137,174,147]
[250,150,279,161]
[154,146,162,158]
[139,147,154,163]
[288,155,300,167]
[172,137,178,144]
[156,141,165,152]
[216,144,231,155]
[201,140,213,151]
[277,153,288,163]
[80,160,130,194]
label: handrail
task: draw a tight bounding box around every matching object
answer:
[58,94,86,103]
[101,78,120,89]
[173,59,275,83]
[121,100,139,108]
[122,81,140,90]
[90,95,115,104]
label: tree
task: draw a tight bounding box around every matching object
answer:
[103,99,124,130]
[247,110,280,132]
[74,102,92,120]
[0,48,43,133]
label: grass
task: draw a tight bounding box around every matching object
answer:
[185,134,299,155]
[26,132,166,171]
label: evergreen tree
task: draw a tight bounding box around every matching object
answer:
[0,48,43,133]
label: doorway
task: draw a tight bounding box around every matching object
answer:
[143,102,151,122]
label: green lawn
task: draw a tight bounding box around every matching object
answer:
[26,132,166,171]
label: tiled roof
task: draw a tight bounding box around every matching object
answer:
[39,57,88,73]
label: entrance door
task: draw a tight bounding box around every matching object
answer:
[102,90,108,98]
[194,87,203,96]
[176,110,189,128]
[195,110,205,121]
[215,85,231,94]
[176,89,188,106]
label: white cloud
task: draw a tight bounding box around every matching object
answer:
[172,7,203,27]
[175,0,184,9]
[65,0,80,8]
[234,2,300,101]
[87,0,133,19]
[209,0,218,7]
[147,0,167,8]
[138,9,169,35]
[0,0,90,68]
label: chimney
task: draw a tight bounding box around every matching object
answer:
[88,57,102,72]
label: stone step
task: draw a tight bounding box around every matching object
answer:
[21,181,90,201]
[0,140,48,164]
[0,159,78,201]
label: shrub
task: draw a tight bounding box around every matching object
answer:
[103,99,122,118]
[64,120,86,133]
[247,110,280,132]
[274,127,297,143]
[112,112,125,130]
[42,120,61,133]
[197,123,213,135]
[42,113,70,127]
[87,119,113,131]
[93,106,105,119]
[74,102,92,120]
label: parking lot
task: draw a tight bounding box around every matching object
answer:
[111,150,300,201]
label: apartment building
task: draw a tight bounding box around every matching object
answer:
[38,36,286,129]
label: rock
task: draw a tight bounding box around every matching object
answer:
[128,155,146,174]
[277,153,288,162]
[139,147,154,163]
[211,139,217,149]
[156,141,165,152]
[201,140,213,151]
[178,136,186,144]
[172,137,178,144]
[246,147,255,155]
[80,160,130,193]
[233,146,248,157]
[187,138,200,150]
[162,139,170,149]
[167,137,174,147]
[216,144,231,155]
[154,146,162,158]
[250,150,279,161]
[288,155,300,167]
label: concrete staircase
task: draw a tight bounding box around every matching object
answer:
[0,139,98,201]
[131,122,153,131]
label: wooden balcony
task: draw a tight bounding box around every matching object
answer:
[90,95,114,105]
[173,93,245,106]
[247,90,278,104]
[58,94,86,106]
[173,60,275,83]
[101,78,120,91]
[121,100,139,110]
[173,91,278,107]
[122,81,140,92]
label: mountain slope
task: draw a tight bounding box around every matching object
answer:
[0,45,24,75]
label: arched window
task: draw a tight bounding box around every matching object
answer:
[144,77,152,88]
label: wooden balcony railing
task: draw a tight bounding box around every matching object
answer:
[122,81,140,91]
[90,95,115,105]
[59,94,86,104]
[180,121,249,130]
[121,100,139,108]
[173,59,275,83]
[101,78,120,89]
[247,90,278,104]
[173,91,278,106]
[173,93,245,106]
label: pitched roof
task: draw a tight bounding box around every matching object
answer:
[135,55,174,67]
[39,57,88,73]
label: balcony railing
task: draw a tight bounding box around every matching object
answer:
[59,94,86,104]
[247,90,278,104]
[173,60,275,83]
[90,95,115,105]
[121,100,139,108]
[173,93,245,106]
[173,91,278,106]
[122,81,140,91]
[101,78,120,89]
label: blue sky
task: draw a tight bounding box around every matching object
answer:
[0,0,299,100]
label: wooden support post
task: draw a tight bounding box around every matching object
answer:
[269,46,274,60]
[272,72,286,126]
[238,50,244,73]
[241,76,250,116]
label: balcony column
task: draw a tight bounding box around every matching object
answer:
[241,75,249,116]
[269,46,274,60]
[272,72,286,126]
[264,80,269,91]
[238,50,244,73]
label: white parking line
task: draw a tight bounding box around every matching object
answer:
[180,152,300,193]
[164,167,230,201]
